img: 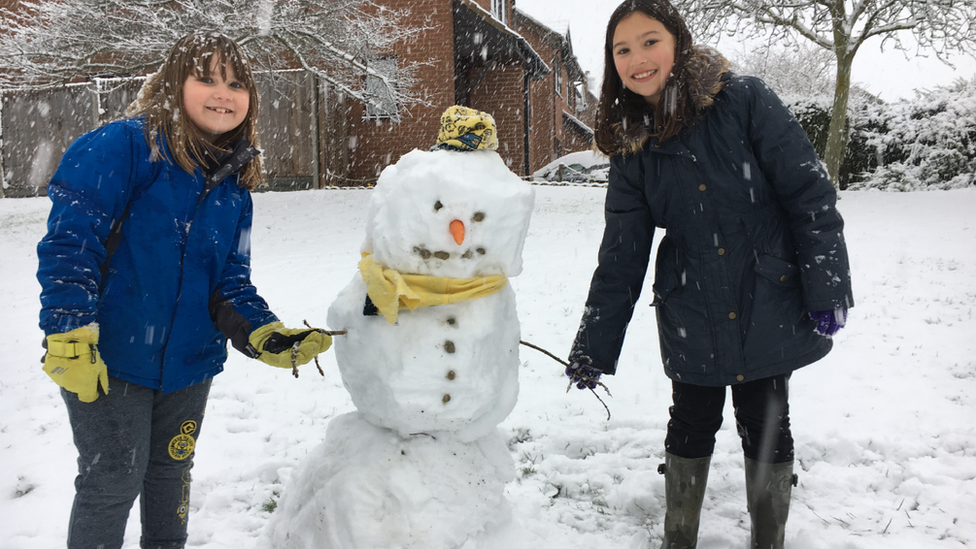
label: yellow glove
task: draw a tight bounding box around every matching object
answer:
[248,321,332,369]
[43,324,110,403]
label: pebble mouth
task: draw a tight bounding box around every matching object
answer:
[414,246,487,260]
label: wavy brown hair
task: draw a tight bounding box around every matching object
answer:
[595,0,697,156]
[126,32,264,190]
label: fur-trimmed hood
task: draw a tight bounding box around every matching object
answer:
[611,45,730,155]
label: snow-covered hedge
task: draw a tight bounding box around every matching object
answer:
[781,78,976,191]
[851,78,976,191]
[779,89,892,190]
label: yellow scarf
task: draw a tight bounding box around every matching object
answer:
[359,254,508,325]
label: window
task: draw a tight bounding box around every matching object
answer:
[491,0,508,26]
[553,56,563,97]
[365,56,398,119]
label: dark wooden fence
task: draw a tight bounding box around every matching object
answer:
[0,70,350,198]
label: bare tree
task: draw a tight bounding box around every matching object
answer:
[674,0,976,185]
[728,42,835,99]
[0,0,431,114]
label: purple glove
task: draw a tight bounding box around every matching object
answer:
[810,308,847,336]
[566,357,602,390]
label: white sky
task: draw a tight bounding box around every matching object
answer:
[515,0,976,101]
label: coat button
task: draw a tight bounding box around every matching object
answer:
[780,275,789,282]
[717,248,725,255]
[736,374,745,382]
[699,184,707,191]
[728,312,737,319]
[446,370,456,380]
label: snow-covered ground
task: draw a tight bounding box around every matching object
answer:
[1,186,974,549]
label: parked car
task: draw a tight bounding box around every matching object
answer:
[533,150,610,184]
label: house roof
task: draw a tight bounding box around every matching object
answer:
[513,9,587,82]
[453,0,550,78]
[562,109,594,138]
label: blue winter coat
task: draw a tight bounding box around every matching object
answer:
[570,73,853,387]
[37,118,278,393]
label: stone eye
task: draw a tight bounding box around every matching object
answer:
[472,212,485,222]
[434,201,443,211]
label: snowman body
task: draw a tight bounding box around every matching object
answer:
[266,148,535,549]
[267,413,515,549]
[329,278,520,442]
[329,148,534,441]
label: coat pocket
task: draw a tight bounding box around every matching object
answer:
[743,254,806,362]
[651,235,682,306]
[754,253,799,287]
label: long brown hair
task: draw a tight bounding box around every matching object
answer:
[595,0,697,155]
[126,32,264,190]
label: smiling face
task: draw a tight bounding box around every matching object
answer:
[182,57,249,142]
[612,11,676,106]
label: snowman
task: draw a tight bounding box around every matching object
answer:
[265,107,536,549]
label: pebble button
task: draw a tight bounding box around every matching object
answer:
[446,370,456,380]
[736,374,745,382]
[442,394,451,404]
[728,312,737,319]
[444,341,455,353]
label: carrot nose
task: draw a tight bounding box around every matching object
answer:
[449,219,465,245]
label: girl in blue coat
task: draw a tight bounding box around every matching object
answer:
[37,33,332,549]
[565,1,853,548]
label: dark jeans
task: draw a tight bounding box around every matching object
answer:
[665,374,794,463]
[62,376,212,549]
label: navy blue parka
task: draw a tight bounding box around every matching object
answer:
[570,73,853,387]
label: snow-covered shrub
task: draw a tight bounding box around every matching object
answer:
[781,93,880,189]
[852,78,976,191]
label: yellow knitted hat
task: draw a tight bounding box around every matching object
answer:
[433,105,498,151]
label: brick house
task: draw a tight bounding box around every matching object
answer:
[0,0,595,193]
[514,9,597,169]
[338,0,595,185]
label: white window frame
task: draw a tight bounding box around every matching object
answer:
[491,0,508,26]
[553,56,563,97]
[364,56,399,120]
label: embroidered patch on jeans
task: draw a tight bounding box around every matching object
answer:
[168,434,195,460]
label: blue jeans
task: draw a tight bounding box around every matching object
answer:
[62,376,212,549]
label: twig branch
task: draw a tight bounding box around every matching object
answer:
[287,321,346,378]
[519,339,613,420]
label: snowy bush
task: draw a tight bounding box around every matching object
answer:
[730,45,976,191]
[781,93,880,189]
[851,78,976,191]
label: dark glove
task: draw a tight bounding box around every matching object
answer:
[565,357,602,390]
[810,308,847,336]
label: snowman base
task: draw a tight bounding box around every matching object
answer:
[266,412,518,549]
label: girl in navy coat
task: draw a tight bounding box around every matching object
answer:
[37,33,332,549]
[565,1,853,548]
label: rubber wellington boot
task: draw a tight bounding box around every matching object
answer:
[660,452,711,549]
[744,457,797,549]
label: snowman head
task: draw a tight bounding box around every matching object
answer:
[363,148,534,279]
